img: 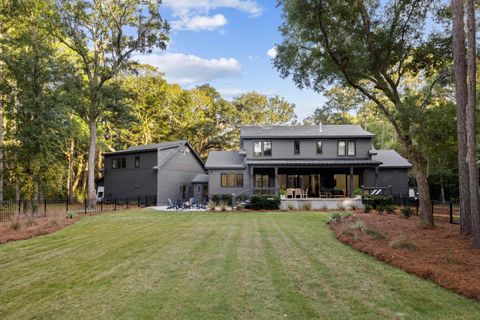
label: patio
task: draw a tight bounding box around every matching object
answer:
[279,197,364,210]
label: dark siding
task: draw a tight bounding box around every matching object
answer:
[156,148,206,204]
[103,151,157,197]
[377,168,409,195]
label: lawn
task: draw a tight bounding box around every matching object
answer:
[1,211,479,319]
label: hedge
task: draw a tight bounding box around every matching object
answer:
[250,195,281,210]
[361,195,394,209]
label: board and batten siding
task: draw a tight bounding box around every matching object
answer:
[103,151,157,197]
[156,148,206,205]
[377,168,409,196]
[208,169,250,197]
[242,138,372,159]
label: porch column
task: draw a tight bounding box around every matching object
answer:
[349,167,354,197]
[249,166,254,192]
[274,167,279,195]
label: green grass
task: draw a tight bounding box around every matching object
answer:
[0,210,479,319]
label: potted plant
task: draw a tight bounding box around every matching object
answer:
[279,189,287,199]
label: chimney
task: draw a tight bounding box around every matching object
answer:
[319,122,323,132]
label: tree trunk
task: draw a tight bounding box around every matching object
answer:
[452,0,471,235]
[87,118,97,207]
[14,180,20,202]
[440,175,445,203]
[466,0,480,248]
[411,157,433,226]
[67,139,74,204]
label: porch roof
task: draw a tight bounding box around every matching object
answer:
[246,159,382,167]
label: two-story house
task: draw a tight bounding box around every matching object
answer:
[205,124,411,199]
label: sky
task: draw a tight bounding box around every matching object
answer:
[134,0,326,120]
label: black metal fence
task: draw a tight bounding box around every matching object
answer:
[0,195,157,223]
[431,200,460,224]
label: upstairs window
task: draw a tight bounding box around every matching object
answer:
[294,140,300,155]
[253,141,272,157]
[338,141,346,156]
[134,156,140,168]
[347,141,356,156]
[316,141,323,154]
[111,158,126,169]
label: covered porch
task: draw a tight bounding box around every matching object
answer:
[248,159,382,198]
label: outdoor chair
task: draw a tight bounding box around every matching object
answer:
[295,188,303,198]
[167,198,178,210]
[287,188,294,198]
[303,188,309,198]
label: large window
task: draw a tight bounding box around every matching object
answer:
[237,174,244,187]
[253,141,272,157]
[294,140,300,155]
[316,141,323,154]
[347,141,356,156]
[111,158,126,169]
[255,174,270,188]
[221,173,243,187]
[338,141,346,156]
[338,140,356,156]
[221,174,228,187]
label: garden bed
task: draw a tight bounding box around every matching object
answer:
[329,212,480,301]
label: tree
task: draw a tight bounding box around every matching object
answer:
[465,0,480,247]
[274,0,449,226]
[47,0,169,206]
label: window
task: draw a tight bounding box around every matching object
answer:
[134,156,140,168]
[237,174,244,187]
[111,158,126,169]
[255,174,270,188]
[347,141,356,156]
[254,141,262,156]
[229,174,235,187]
[221,174,228,187]
[316,141,323,154]
[294,140,300,155]
[253,141,272,157]
[338,141,346,156]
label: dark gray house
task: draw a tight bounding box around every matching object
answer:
[205,125,411,198]
[103,141,206,205]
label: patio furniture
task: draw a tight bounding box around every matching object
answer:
[287,188,294,198]
[303,188,309,198]
[167,198,178,210]
[295,188,303,198]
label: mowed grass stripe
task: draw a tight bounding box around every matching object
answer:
[1,211,480,320]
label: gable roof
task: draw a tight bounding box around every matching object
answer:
[205,151,245,169]
[373,150,412,168]
[240,125,374,138]
[103,140,205,170]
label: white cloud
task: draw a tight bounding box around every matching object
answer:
[134,53,242,85]
[266,47,277,59]
[163,0,263,17]
[217,88,247,98]
[171,14,227,31]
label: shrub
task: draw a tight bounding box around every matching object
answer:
[376,205,385,214]
[9,214,21,231]
[362,195,394,209]
[211,194,220,205]
[353,188,364,197]
[327,212,343,223]
[365,228,388,240]
[250,195,281,210]
[25,214,37,227]
[66,211,76,219]
[364,204,373,213]
[400,207,414,218]
[302,201,312,211]
[321,204,329,211]
[389,236,418,252]
[385,204,396,214]
[340,226,354,237]
[220,194,233,206]
[336,203,345,211]
[287,203,295,210]
[343,212,353,219]
[350,220,366,231]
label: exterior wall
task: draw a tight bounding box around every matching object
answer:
[208,169,250,197]
[362,168,376,188]
[156,148,206,205]
[193,183,208,203]
[242,138,372,159]
[376,168,409,195]
[103,151,157,197]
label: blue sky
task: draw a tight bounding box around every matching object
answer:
[135,0,326,120]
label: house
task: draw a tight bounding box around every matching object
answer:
[205,124,412,200]
[103,141,206,205]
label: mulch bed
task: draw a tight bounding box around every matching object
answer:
[329,212,480,301]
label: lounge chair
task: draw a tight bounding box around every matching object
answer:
[167,198,177,210]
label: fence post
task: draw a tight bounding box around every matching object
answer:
[84,198,87,214]
[145,195,148,207]
[114,196,117,211]
[431,201,434,220]
[101,197,103,212]
[450,201,453,224]
[66,198,69,213]
[127,197,129,209]
[18,199,21,214]
[137,195,140,208]
[44,198,47,216]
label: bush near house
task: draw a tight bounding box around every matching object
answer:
[362,195,394,210]
[250,195,281,210]
[211,194,233,206]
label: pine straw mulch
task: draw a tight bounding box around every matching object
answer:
[329,212,480,301]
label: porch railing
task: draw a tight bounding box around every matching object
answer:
[252,186,281,195]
